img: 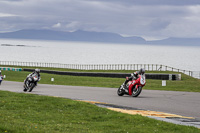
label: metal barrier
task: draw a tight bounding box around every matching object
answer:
[0,61,199,79]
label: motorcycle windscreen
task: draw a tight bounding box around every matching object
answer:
[140,74,146,85]
[32,73,37,77]
[32,73,38,81]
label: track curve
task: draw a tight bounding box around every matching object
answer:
[1,81,200,121]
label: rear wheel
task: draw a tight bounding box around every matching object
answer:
[132,86,142,97]
[117,85,125,96]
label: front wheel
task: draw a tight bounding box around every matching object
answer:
[117,85,125,96]
[23,78,35,92]
[28,83,35,92]
[23,85,27,92]
[23,78,29,92]
[132,86,142,97]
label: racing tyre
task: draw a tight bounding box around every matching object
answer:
[28,83,35,92]
[23,85,27,92]
[132,86,142,97]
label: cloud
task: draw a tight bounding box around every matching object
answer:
[1,0,200,39]
[0,13,18,17]
[92,0,200,6]
[52,23,61,28]
[65,21,81,31]
[149,19,170,31]
[1,0,23,1]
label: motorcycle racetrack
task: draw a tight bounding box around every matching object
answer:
[1,81,200,128]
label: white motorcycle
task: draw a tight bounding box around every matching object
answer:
[23,73,40,92]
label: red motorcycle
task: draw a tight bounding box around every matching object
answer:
[117,74,146,97]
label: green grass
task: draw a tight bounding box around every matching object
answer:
[1,66,200,132]
[0,91,199,133]
[1,67,200,92]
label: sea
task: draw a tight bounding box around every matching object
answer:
[0,38,200,72]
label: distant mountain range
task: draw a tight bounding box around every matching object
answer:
[0,29,200,46]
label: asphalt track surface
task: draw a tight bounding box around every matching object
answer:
[1,81,200,128]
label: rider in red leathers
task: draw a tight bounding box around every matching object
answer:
[123,68,145,95]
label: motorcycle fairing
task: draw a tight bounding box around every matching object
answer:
[128,78,140,95]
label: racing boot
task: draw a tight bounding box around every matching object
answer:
[122,83,129,94]
[123,79,129,88]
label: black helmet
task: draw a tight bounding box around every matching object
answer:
[35,69,40,73]
[139,68,145,74]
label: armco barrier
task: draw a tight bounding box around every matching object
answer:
[23,69,181,80]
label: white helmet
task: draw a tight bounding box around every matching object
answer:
[35,69,40,73]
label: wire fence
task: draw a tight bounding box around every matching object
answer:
[0,61,199,79]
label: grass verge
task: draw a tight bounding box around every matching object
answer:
[0,91,199,133]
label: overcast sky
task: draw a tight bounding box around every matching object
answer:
[1,0,200,40]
